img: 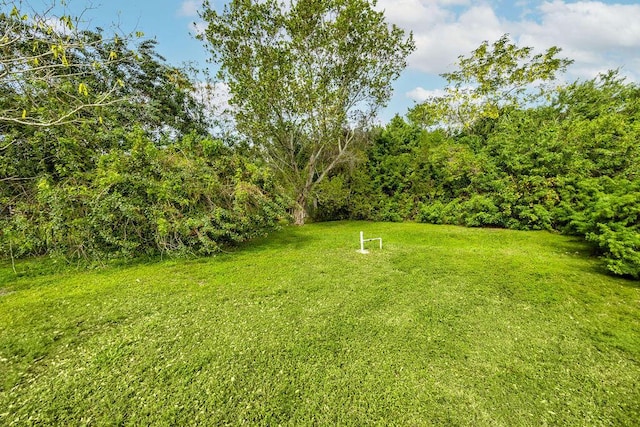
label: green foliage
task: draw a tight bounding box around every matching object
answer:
[444,34,572,103]
[0,0,141,127]
[322,34,639,279]
[588,224,640,279]
[200,0,414,223]
[311,175,351,221]
[1,131,285,260]
[561,178,640,278]
[1,1,277,263]
[409,34,572,131]
[418,200,457,225]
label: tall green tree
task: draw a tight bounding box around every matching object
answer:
[409,34,573,131]
[200,0,414,224]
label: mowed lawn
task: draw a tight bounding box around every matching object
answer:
[1,221,639,425]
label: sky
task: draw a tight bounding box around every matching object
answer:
[16,0,640,122]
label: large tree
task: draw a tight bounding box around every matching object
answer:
[409,34,573,131]
[200,0,414,224]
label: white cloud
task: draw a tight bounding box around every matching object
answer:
[39,16,74,36]
[406,87,447,102]
[375,2,505,74]
[377,0,640,87]
[178,0,202,17]
[194,81,231,113]
[192,80,236,132]
[189,20,207,37]
[179,1,207,37]
[539,1,640,48]
[439,0,471,5]
[515,1,640,81]
[375,0,453,28]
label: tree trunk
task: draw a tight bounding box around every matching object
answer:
[293,193,307,225]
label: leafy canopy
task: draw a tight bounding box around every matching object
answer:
[199,0,414,223]
[410,34,573,130]
[0,0,143,128]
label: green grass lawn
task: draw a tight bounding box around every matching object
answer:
[1,221,639,425]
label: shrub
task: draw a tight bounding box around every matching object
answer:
[0,131,286,260]
[461,195,502,227]
[574,179,640,278]
[587,224,640,278]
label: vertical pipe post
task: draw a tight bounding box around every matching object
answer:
[360,231,364,252]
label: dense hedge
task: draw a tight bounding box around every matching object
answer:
[1,131,286,260]
[312,72,640,278]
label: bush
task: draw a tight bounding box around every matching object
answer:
[311,176,351,221]
[1,131,286,260]
[461,195,502,227]
[587,224,640,278]
[572,179,640,278]
[418,201,446,224]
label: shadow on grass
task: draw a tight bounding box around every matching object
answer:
[545,236,640,288]
[0,256,69,288]
[594,265,640,288]
[546,235,593,256]
[233,225,315,254]
[0,224,312,284]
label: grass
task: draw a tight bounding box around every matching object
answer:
[1,221,639,425]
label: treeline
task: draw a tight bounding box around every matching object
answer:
[2,2,638,280]
[0,4,285,261]
[313,70,640,278]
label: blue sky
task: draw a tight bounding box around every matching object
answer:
[14,0,640,122]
